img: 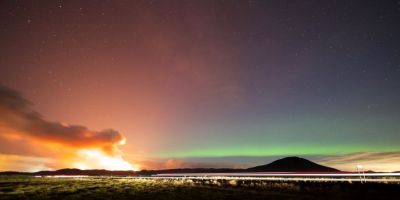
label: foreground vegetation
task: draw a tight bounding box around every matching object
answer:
[0,176,399,200]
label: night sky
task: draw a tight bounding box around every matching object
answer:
[1,0,400,172]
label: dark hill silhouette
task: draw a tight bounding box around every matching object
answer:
[0,157,340,176]
[0,168,244,176]
[36,168,137,176]
[138,168,244,176]
[0,169,137,176]
[246,156,339,172]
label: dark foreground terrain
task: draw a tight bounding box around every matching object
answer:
[0,176,399,200]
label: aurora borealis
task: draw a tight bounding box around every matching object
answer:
[1,0,400,172]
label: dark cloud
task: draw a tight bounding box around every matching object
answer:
[0,84,124,154]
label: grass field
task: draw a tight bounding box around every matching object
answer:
[0,176,399,200]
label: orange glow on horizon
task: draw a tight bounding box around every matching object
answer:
[73,149,139,171]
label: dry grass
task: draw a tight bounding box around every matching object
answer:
[0,176,399,200]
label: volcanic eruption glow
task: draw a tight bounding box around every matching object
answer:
[74,149,138,171]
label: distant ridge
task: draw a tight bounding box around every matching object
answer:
[0,169,137,176]
[0,157,340,176]
[246,156,339,172]
[138,168,244,176]
[0,168,243,176]
[37,168,137,176]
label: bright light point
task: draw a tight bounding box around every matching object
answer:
[356,164,363,169]
[119,138,126,145]
[75,149,139,171]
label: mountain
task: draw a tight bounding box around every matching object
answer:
[246,156,339,172]
[0,157,340,176]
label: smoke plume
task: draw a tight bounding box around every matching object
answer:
[0,85,134,171]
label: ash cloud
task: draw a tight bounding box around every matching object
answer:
[0,85,124,155]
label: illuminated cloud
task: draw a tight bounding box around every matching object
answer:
[0,153,54,172]
[0,85,135,171]
[318,152,400,172]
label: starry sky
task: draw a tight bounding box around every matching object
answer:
[1,0,400,172]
